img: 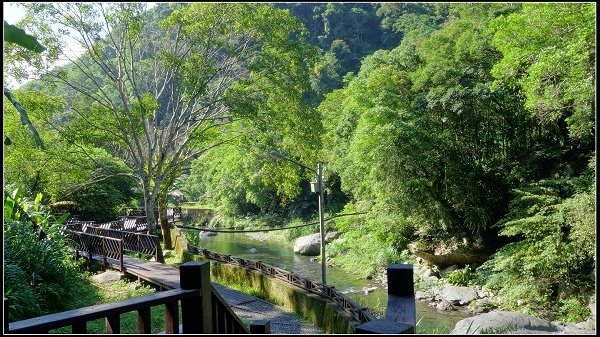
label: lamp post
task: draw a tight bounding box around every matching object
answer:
[269,150,327,285]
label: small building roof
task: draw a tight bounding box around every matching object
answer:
[168,189,184,197]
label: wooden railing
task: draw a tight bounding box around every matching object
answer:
[6,262,255,334]
[188,245,376,325]
[82,227,158,260]
[98,217,149,233]
[63,230,124,271]
[210,285,249,334]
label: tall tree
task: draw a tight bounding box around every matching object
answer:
[489,3,596,142]
[21,3,316,253]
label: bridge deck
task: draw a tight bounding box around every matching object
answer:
[87,254,323,334]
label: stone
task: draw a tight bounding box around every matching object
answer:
[442,285,478,305]
[324,231,340,243]
[415,291,430,300]
[248,248,257,253]
[362,286,377,295]
[92,270,123,284]
[439,264,459,278]
[199,230,217,236]
[293,233,322,256]
[436,300,454,311]
[451,310,559,334]
[467,299,494,314]
[575,319,596,331]
[419,266,437,278]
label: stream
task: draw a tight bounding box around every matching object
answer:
[185,230,468,333]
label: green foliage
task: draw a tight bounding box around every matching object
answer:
[445,265,474,286]
[4,189,88,322]
[327,203,414,276]
[558,297,591,323]
[3,16,48,148]
[3,19,46,52]
[477,158,595,318]
[4,91,140,221]
[320,5,531,247]
[490,3,596,141]
[178,4,323,224]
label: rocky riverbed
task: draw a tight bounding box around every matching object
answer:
[255,231,596,334]
[370,260,596,335]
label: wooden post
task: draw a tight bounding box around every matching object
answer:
[180,261,212,334]
[119,240,124,271]
[385,264,416,332]
[249,320,271,334]
[71,321,87,333]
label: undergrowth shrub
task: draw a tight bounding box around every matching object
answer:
[477,158,595,320]
[445,265,475,286]
[4,189,91,322]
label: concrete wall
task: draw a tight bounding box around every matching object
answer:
[170,228,357,333]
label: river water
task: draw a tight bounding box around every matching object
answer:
[186,230,468,333]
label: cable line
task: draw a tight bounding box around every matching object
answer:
[174,211,366,233]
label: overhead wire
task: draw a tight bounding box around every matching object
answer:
[174,211,367,233]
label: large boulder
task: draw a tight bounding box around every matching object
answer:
[408,242,489,269]
[442,285,477,305]
[451,311,559,334]
[294,233,322,256]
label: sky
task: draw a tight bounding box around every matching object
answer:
[3,2,25,24]
[3,3,157,87]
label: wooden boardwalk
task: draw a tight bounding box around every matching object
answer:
[92,254,323,334]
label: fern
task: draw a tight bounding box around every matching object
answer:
[478,162,595,319]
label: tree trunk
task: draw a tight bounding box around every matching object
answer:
[143,182,165,263]
[158,192,173,249]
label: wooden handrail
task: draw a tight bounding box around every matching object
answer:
[8,289,198,334]
[6,261,257,334]
[64,230,124,271]
[66,227,157,261]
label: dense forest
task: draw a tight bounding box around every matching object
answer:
[4,3,595,323]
